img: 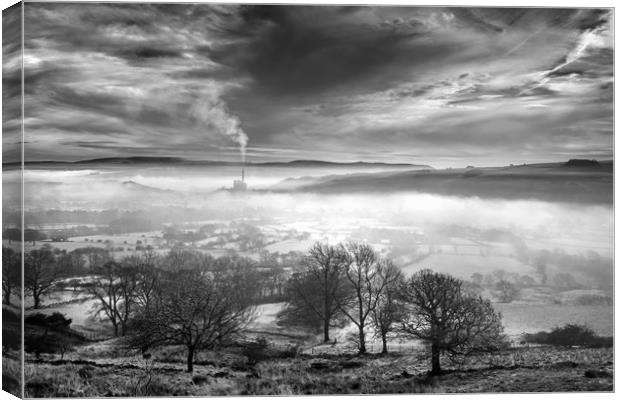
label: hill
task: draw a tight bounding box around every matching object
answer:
[7,157,431,169]
[269,161,613,205]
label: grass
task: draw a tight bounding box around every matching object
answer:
[2,352,22,397]
[22,342,613,396]
[494,303,614,337]
[24,362,196,397]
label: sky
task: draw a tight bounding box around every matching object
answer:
[2,4,614,166]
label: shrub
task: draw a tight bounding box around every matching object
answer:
[241,337,270,366]
[24,313,49,326]
[524,324,612,348]
[2,307,21,350]
[278,345,300,358]
[25,332,75,359]
[192,375,210,385]
[25,312,72,330]
[2,326,21,350]
[547,324,595,346]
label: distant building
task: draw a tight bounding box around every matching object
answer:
[232,168,247,192]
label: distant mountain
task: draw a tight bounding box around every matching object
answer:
[258,159,432,168]
[268,160,613,205]
[78,156,187,164]
[11,156,432,169]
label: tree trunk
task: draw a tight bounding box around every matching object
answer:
[4,287,11,305]
[381,334,388,354]
[186,346,195,373]
[430,343,441,375]
[33,292,40,309]
[113,322,119,337]
[323,288,330,343]
[323,317,330,342]
[358,326,366,354]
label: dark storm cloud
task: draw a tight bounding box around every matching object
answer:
[209,6,464,97]
[9,4,613,166]
[115,47,185,60]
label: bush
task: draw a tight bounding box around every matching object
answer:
[241,337,270,366]
[24,313,79,358]
[2,307,21,350]
[25,312,72,330]
[3,326,21,349]
[524,324,612,348]
[25,332,74,359]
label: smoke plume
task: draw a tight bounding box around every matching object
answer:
[193,92,248,163]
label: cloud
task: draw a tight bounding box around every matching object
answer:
[190,86,248,162]
[6,4,612,166]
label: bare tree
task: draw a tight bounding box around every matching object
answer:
[278,272,333,333]
[470,272,483,286]
[73,247,111,271]
[163,248,206,272]
[56,251,86,276]
[25,245,57,309]
[553,272,580,289]
[371,259,404,354]
[128,267,257,372]
[124,251,161,310]
[286,242,350,342]
[338,242,396,354]
[2,246,21,305]
[399,269,506,375]
[495,280,519,303]
[88,261,137,336]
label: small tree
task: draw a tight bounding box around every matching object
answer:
[534,251,549,285]
[338,242,386,354]
[128,267,256,372]
[553,272,580,289]
[2,246,21,305]
[87,261,137,336]
[278,272,332,333]
[495,280,519,303]
[283,242,350,343]
[470,272,483,286]
[399,269,505,375]
[25,245,57,309]
[132,260,161,311]
[56,251,86,276]
[524,324,599,347]
[73,247,111,271]
[24,312,73,359]
[371,260,404,354]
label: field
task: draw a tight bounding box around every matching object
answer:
[23,345,613,396]
[400,253,530,280]
[495,304,614,337]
